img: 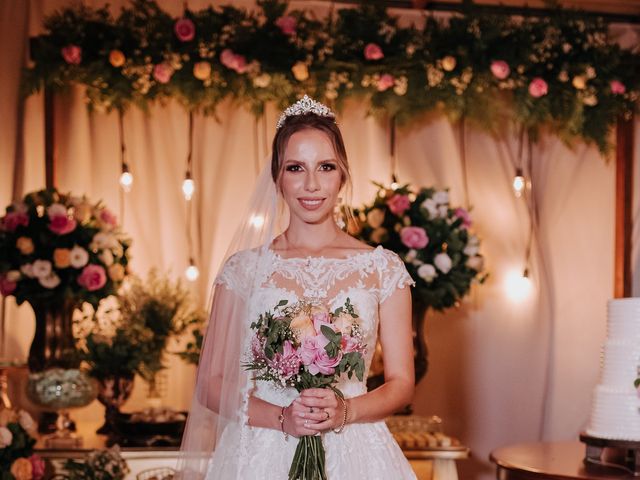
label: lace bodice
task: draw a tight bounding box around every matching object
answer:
[217,245,414,404]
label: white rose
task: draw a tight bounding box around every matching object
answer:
[417,263,437,282]
[466,255,484,271]
[463,244,479,256]
[0,426,12,448]
[421,198,438,219]
[433,190,449,205]
[405,249,418,263]
[467,234,480,245]
[18,410,36,434]
[70,246,89,268]
[253,73,271,88]
[32,259,52,278]
[434,252,453,274]
[47,203,67,218]
[99,249,114,267]
[366,208,385,229]
[20,263,35,278]
[39,272,61,289]
[437,205,448,218]
[90,232,111,251]
[6,270,21,282]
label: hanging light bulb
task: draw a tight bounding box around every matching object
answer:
[185,257,199,282]
[182,171,195,201]
[504,267,532,302]
[390,174,399,191]
[513,167,525,198]
[119,163,133,192]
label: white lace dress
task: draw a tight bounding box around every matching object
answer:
[205,245,417,480]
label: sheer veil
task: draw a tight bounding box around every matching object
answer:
[177,160,284,479]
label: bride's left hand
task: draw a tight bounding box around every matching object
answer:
[296,389,343,432]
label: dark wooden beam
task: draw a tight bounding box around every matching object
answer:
[44,86,55,189]
[614,114,634,298]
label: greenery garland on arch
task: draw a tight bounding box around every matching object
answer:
[23,0,639,153]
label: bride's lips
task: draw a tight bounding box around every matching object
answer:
[298,197,325,211]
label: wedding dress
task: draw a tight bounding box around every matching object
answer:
[204,245,417,480]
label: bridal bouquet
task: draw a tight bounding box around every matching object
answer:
[244,298,366,480]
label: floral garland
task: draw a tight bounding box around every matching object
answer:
[351,184,486,311]
[0,189,131,308]
[22,0,639,153]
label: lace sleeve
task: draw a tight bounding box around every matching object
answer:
[215,250,258,299]
[378,249,415,303]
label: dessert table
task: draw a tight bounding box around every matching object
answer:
[490,441,636,480]
[35,418,469,480]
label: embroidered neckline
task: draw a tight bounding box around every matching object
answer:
[269,244,383,263]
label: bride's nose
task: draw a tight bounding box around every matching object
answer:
[304,172,320,192]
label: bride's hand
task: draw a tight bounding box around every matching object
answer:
[296,389,343,432]
[283,397,328,437]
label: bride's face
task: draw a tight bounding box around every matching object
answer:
[279,128,342,226]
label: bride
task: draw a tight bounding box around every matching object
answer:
[179,96,417,479]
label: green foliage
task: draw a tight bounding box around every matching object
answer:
[60,446,129,480]
[22,0,640,154]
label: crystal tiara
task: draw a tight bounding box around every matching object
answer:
[276,95,335,130]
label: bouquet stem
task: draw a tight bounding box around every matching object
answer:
[289,434,326,480]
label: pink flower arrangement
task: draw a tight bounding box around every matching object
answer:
[99,208,118,229]
[610,80,626,95]
[153,63,174,84]
[528,77,548,98]
[275,15,297,36]
[377,74,395,92]
[220,49,247,74]
[387,193,411,215]
[174,17,196,42]
[47,205,77,235]
[1,211,29,232]
[61,45,82,65]
[454,207,472,229]
[490,60,510,80]
[77,264,107,291]
[364,43,384,60]
[400,226,429,249]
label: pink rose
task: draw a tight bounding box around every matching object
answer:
[99,208,118,228]
[490,60,510,80]
[387,194,411,215]
[174,18,196,42]
[454,207,472,229]
[61,45,82,65]
[364,43,384,61]
[29,455,45,480]
[0,276,17,296]
[2,212,29,232]
[220,49,247,74]
[310,348,342,376]
[153,63,174,84]
[77,264,107,291]
[275,15,297,36]
[299,335,324,366]
[312,311,333,334]
[250,335,265,360]
[48,215,77,235]
[377,74,395,92]
[610,80,626,95]
[528,77,548,98]
[400,226,429,249]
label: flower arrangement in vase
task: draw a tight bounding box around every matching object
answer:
[351,183,486,384]
[0,408,46,479]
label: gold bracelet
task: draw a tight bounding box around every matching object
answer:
[279,406,289,440]
[333,396,348,434]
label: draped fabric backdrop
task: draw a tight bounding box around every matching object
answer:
[1,1,639,479]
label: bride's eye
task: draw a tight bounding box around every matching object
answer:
[285,164,303,172]
[319,163,337,171]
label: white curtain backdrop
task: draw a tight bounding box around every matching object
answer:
[1,1,639,479]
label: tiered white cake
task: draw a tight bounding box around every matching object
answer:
[586,298,640,440]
